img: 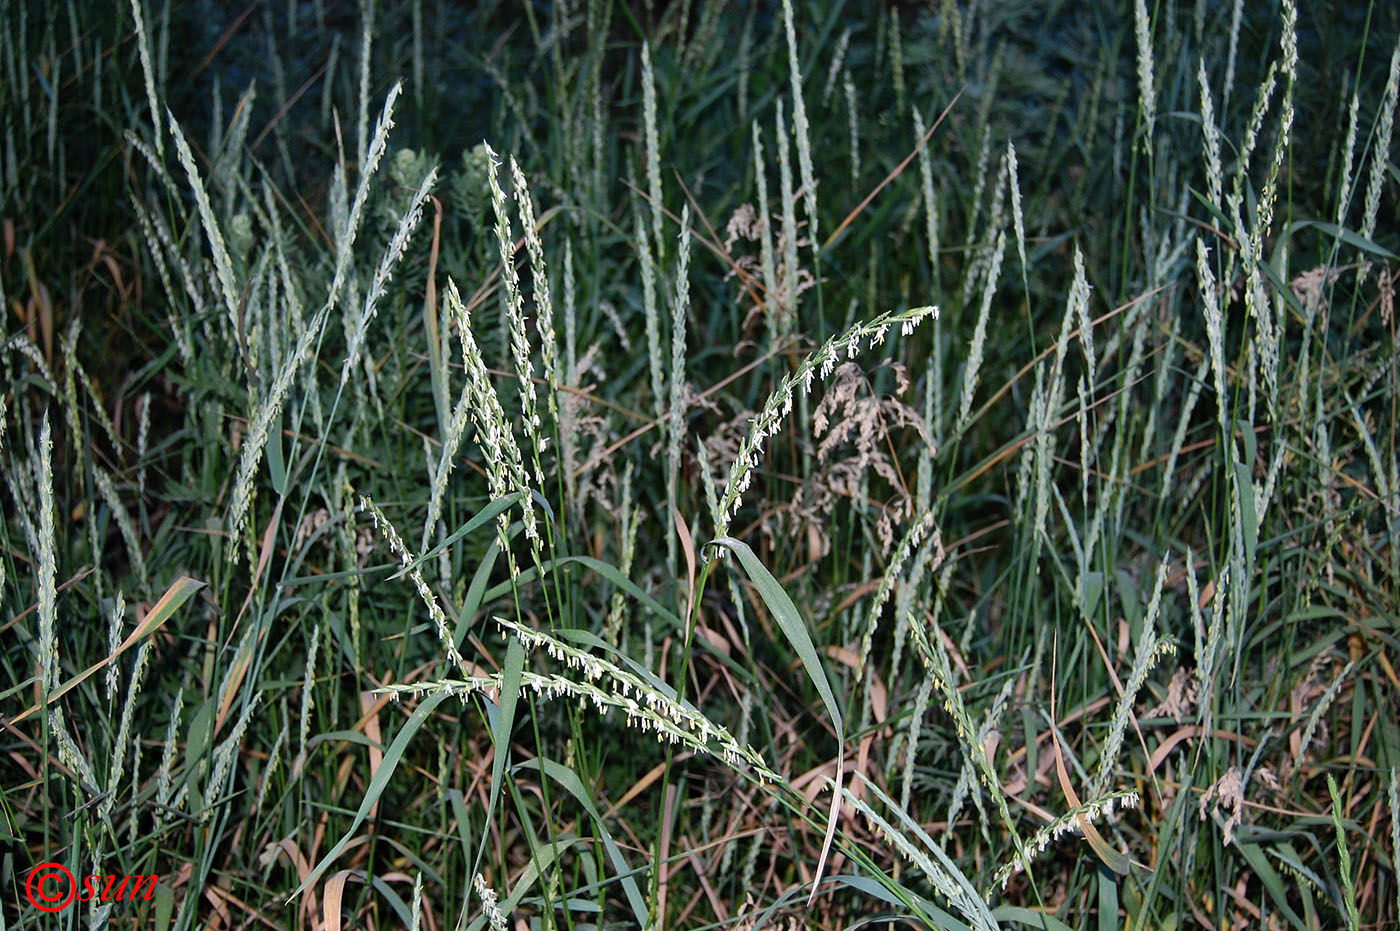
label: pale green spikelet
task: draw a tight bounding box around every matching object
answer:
[1092,554,1176,798]
[641,41,665,262]
[714,305,938,540]
[781,0,818,247]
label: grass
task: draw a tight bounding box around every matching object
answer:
[2,0,1400,928]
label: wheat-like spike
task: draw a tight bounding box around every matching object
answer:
[994,790,1142,890]
[781,0,818,247]
[1006,142,1027,278]
[1361,36,1400,255]
[48,707,97,795]
[486,145,546,487]
[1198,59,1224,213]
[512,157,559,426]
[751,122,779,347]
[1335,88,1362,228]
[1296,660,1355,767]
[1092,554,1176,798]
[843,70,860,183]
[128,0,163,159]
[362,495,466,671]
[92,465,148,586]
[224,85,402,549]
[641,41,665,262]
[666,206,693,576]
[858,511,938,669]
[298,623,320,764]
[1133,0,1156,151]
[343,164,436,384]
[955,231,1006,432]
[840,781,998,931]
[776,98,799,332]
[635,204,666,422]
[35,415,58,693]
[1389,769,1400,920]
[101,638,152,823]
[443,279,539,570]
[605,472,638,644]
[204,691,261,821]
[889,7,906,118]
[822,27,851,104]
[899,673,935,812]
[153,687,183,830]
[167,114,241,339]
[104,593,125,701]
[914,108,940,298]
[714,305,938,539]
[1223,0,1243,110]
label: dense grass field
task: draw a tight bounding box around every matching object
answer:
[3,0,1399,927]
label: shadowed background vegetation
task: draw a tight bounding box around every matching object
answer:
[3,0,1399,928]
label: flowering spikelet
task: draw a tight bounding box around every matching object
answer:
[858,510,940,669]
[1133,0,1156,149]
[361,495,465,671]
[512,156,559,424]
[994,790,1142,889]
[445,280,538,567]
[384,618,779,781]
[1092,554,1177,798]
[714,305,938,540]
[641,42,665,261]
[781,0,818,246]
[486,145,544,485]
[35,415,58,693]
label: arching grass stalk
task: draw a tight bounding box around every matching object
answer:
[651,304,937,917]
